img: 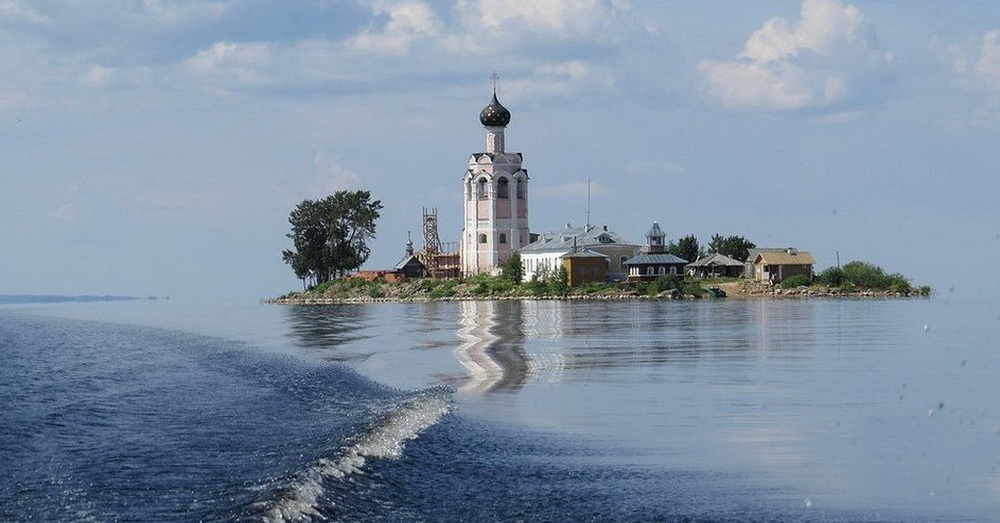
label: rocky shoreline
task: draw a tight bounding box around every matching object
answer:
[266,280,930,305]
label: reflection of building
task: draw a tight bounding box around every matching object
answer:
[460,86,531,276]
[455,301,531,393]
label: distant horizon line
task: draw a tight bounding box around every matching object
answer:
[0,294,159,305]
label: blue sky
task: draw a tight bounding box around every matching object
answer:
[2,0,998,300]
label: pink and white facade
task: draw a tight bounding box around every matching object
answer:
[460,91,530,276]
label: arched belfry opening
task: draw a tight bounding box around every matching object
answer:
[460,74,531,276]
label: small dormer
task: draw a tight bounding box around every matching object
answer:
[597,233,614,244]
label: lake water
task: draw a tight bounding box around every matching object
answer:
[2,294,997,521]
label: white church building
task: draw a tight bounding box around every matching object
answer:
[460,88,531,276]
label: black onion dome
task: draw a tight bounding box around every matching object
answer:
[479,92,511,127]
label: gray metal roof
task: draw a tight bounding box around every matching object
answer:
[394,254,424,271]
[560,248,607,259]
[521,224,638,254]
[645,221,664,239]
[688,252,744,267]
[625,253,689,265]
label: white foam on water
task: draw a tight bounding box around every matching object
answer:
[260,389,452,523]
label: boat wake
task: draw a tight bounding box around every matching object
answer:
[256,387,452,522]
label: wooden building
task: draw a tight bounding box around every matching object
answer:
[748,248,815,283]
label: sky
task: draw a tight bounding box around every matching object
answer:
[2,0,999,300]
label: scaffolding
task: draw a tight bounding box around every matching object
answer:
[420,207,460,279]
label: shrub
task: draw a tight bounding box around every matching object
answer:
[817,266,844,287]
[842,261,889,289]
[429,281,456,299]
[655,274,682,292]
[887,273,911,293]
[682,281,705,296]
[781,274,812,289]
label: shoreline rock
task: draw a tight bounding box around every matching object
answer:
[265,280,930,305]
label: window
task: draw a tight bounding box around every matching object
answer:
[497,178,509,199]
[479,233,487,244]
[499,233,507,244]
[647,267,654,275]
[659,266,665,274]
[477,178,488,199]
[516,179,525,199]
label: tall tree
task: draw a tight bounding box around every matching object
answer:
[668,234,701,264]
[283,190,383,287]
[501,252,523,284]
[708,234,756,262]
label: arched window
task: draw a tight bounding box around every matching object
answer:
[497,178,509,199]
[477,178,488,199]
[647,266,654,275]
[516,179,525,199]
[499,233,507,244]
[466,179,473,201]
[478,233,488,244]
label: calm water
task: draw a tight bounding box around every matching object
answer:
[2,295,997,521]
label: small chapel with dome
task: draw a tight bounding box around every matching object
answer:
[460,83,531,276]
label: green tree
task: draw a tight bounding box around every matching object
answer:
[283,190,383,287]
[500,252,523,284]
[549,265,569,295]
[707,234,756,262]
[668,234,701,264]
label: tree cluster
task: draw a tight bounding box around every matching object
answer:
[667,234,701,263]
[707,234,757,262]
[666,233,756,263]
[282,190,383,289]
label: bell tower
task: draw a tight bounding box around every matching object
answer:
[461,76,530,276]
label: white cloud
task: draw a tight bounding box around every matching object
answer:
[0,1,48,23]
[939,29,1000,91]
[698,0,892,112]
[309,152,362,197]
[932,29,1000,123]
[348,1,440,57]
[0,91,31,110]
[51,203,82,224]
[504,60,615,99]
[180,41,279,91]
[454,0,627,42]
[136,0,234,24]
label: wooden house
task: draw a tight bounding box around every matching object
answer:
[748,248,815,283]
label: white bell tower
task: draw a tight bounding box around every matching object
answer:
[461,76,530,276]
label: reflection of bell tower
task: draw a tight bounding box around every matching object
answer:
[461,75,531,276]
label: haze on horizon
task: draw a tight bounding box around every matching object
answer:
[2,0,998,301]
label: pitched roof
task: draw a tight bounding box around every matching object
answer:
[394,254,424,271]
[753,250,815,265]
[560,248,607,259]
[521,224,638,254]
[688,252,744,268]
[645,221,665,239]
[625,253,689,265]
